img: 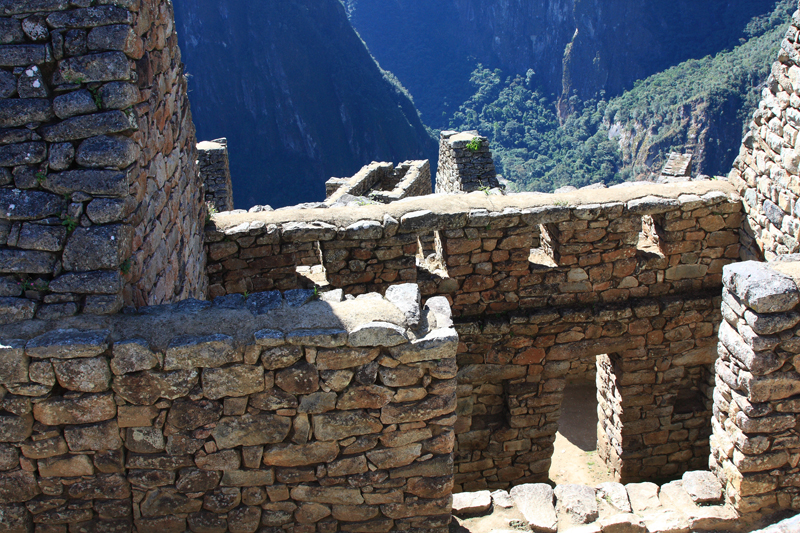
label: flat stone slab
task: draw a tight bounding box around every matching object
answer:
[597,513,646,533]
[640,509,690,533]
[597,482,632,515]
[723,261,800,314]
[555,484,598,526]
[490,489,514,509]
[625,482,661,514]
[510,483,557,533]
[681,471,722,504]
[452,490,492,516]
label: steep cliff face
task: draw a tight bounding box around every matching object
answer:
[173,0,437,208]
[346,0,775,124]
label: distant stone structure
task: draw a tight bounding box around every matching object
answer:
[198,138,233,212]
[661,152,694,178]
[324,160,431,206]
[436,131,500,193]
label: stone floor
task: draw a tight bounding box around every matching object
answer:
[451,471,797,533]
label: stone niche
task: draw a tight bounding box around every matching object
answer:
[0,284,457,533]
[0,0,207,324]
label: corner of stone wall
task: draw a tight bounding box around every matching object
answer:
[198,137,233,212]
[712,258,800,514]
[0,0,206,323]
[728,8,800,262]
[435,130,498,194]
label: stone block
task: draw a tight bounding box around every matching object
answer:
[26,329,108,359]
[33,393,116,425]
[62,224,132,272]
[0,339,27,384]
[510,483,557,533]
[164,334,237,370]
[723,261,800,313]
[212,414,291,449]
[202,365,264,399]
[53,356,111,392]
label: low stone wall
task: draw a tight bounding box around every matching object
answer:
[198,138,233,213]
[435,131,498,194]
[205,182,742,316]
[0,285,456,532]
[711,259,800,515]
[0,0,207,322]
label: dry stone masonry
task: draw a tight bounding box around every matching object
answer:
[435,131,499,194]
[0,284,457,533]
[0,0,206,325]
[198,138,233,213]
[324,160,431,207]
[711,258,800,515]
[729,8,800,263]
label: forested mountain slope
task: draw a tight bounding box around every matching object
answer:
[346,0,776,126]
[173,0,437,208]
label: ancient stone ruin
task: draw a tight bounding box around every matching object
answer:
[2,0,800,532]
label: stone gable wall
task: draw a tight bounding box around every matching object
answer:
[198,138,233,213]
[0,0,206,324]
[435,131,498,194]
[0,285,456,533]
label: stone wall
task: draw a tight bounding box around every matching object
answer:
[729,9,800,262]
[324,160,431,206]
[205,181,742,486]
[711,258,800,515]
[0,284,457,532]
[198,138,233,213]
[435,131,499,194]
[0,0,206,323]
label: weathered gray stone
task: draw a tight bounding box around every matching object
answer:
[46,6,132,28]
[626,196,680,215]
[0,99,52,128]
[0,443,18,470]
[33,392,115,425]
[0,470,39,503]
[125,426,165,453]
[164,334,237,371]
[0,71,15,99]
[0,141,46,167]
[44,169,128,196]
[718,321,782,375]
[0,298,34,324]
[19,435,67,459]
[246,291,281,314]
[166,399,221,432]
[52,89,97,119]
[555,484,598,526]
[388,327,458,364]
[286,328,348,348]
[113,370,198,405]
[220,469,274,487]
[452,490,491,516]
[51,271,123,296]
[83,293,124,315]
[399,210,438,233]
[298,391,337,413]
[253,328,284,348]
[99,81,139,109]
[26,329,108,359]
[16,222,66,252]
[140,488,202,517]
[262,442,339,467]
[38,453,95,477]
[0,17,23,43]
[377,365,423,387]
[596,482,632,513]
[625,482,661,514]
[312,410,383,441]
[384,284,421,327]
[0,503,30,532]
[195,449,240,471]
[0,44,46,66]
[16,64,47,98]
[0,412,32,442]
[457,363,527,384]
[41,110,135,142]
[275,361,318,394]
[316,347,379,371]
[249,389,297,411]
[62,224,131,272]
[681,471,722,504]
[281,221,336,242]
[510,483,557,533]
[59,51,130,83]
[87,197,130,223]
[88,23,137,53]
[349,321,408,347]
[202,365,264,400]
[366,443,421,470]
[291,485,364,505]
[723,262,800,314]
[337,385,393,410]
[380,393,455,424]
[75,134,139,168]
[64,419,121,451]
[0,339,26,384]
[212,414,291,449]
[176,468,221,493]
[743,308,800,335]
[108,339,157,375]
[0,188,63,220]
[0,248,55,274]
[597,513,646,533]
[53,356,111,392]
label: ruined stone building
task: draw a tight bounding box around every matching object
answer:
[1,0,800,532]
